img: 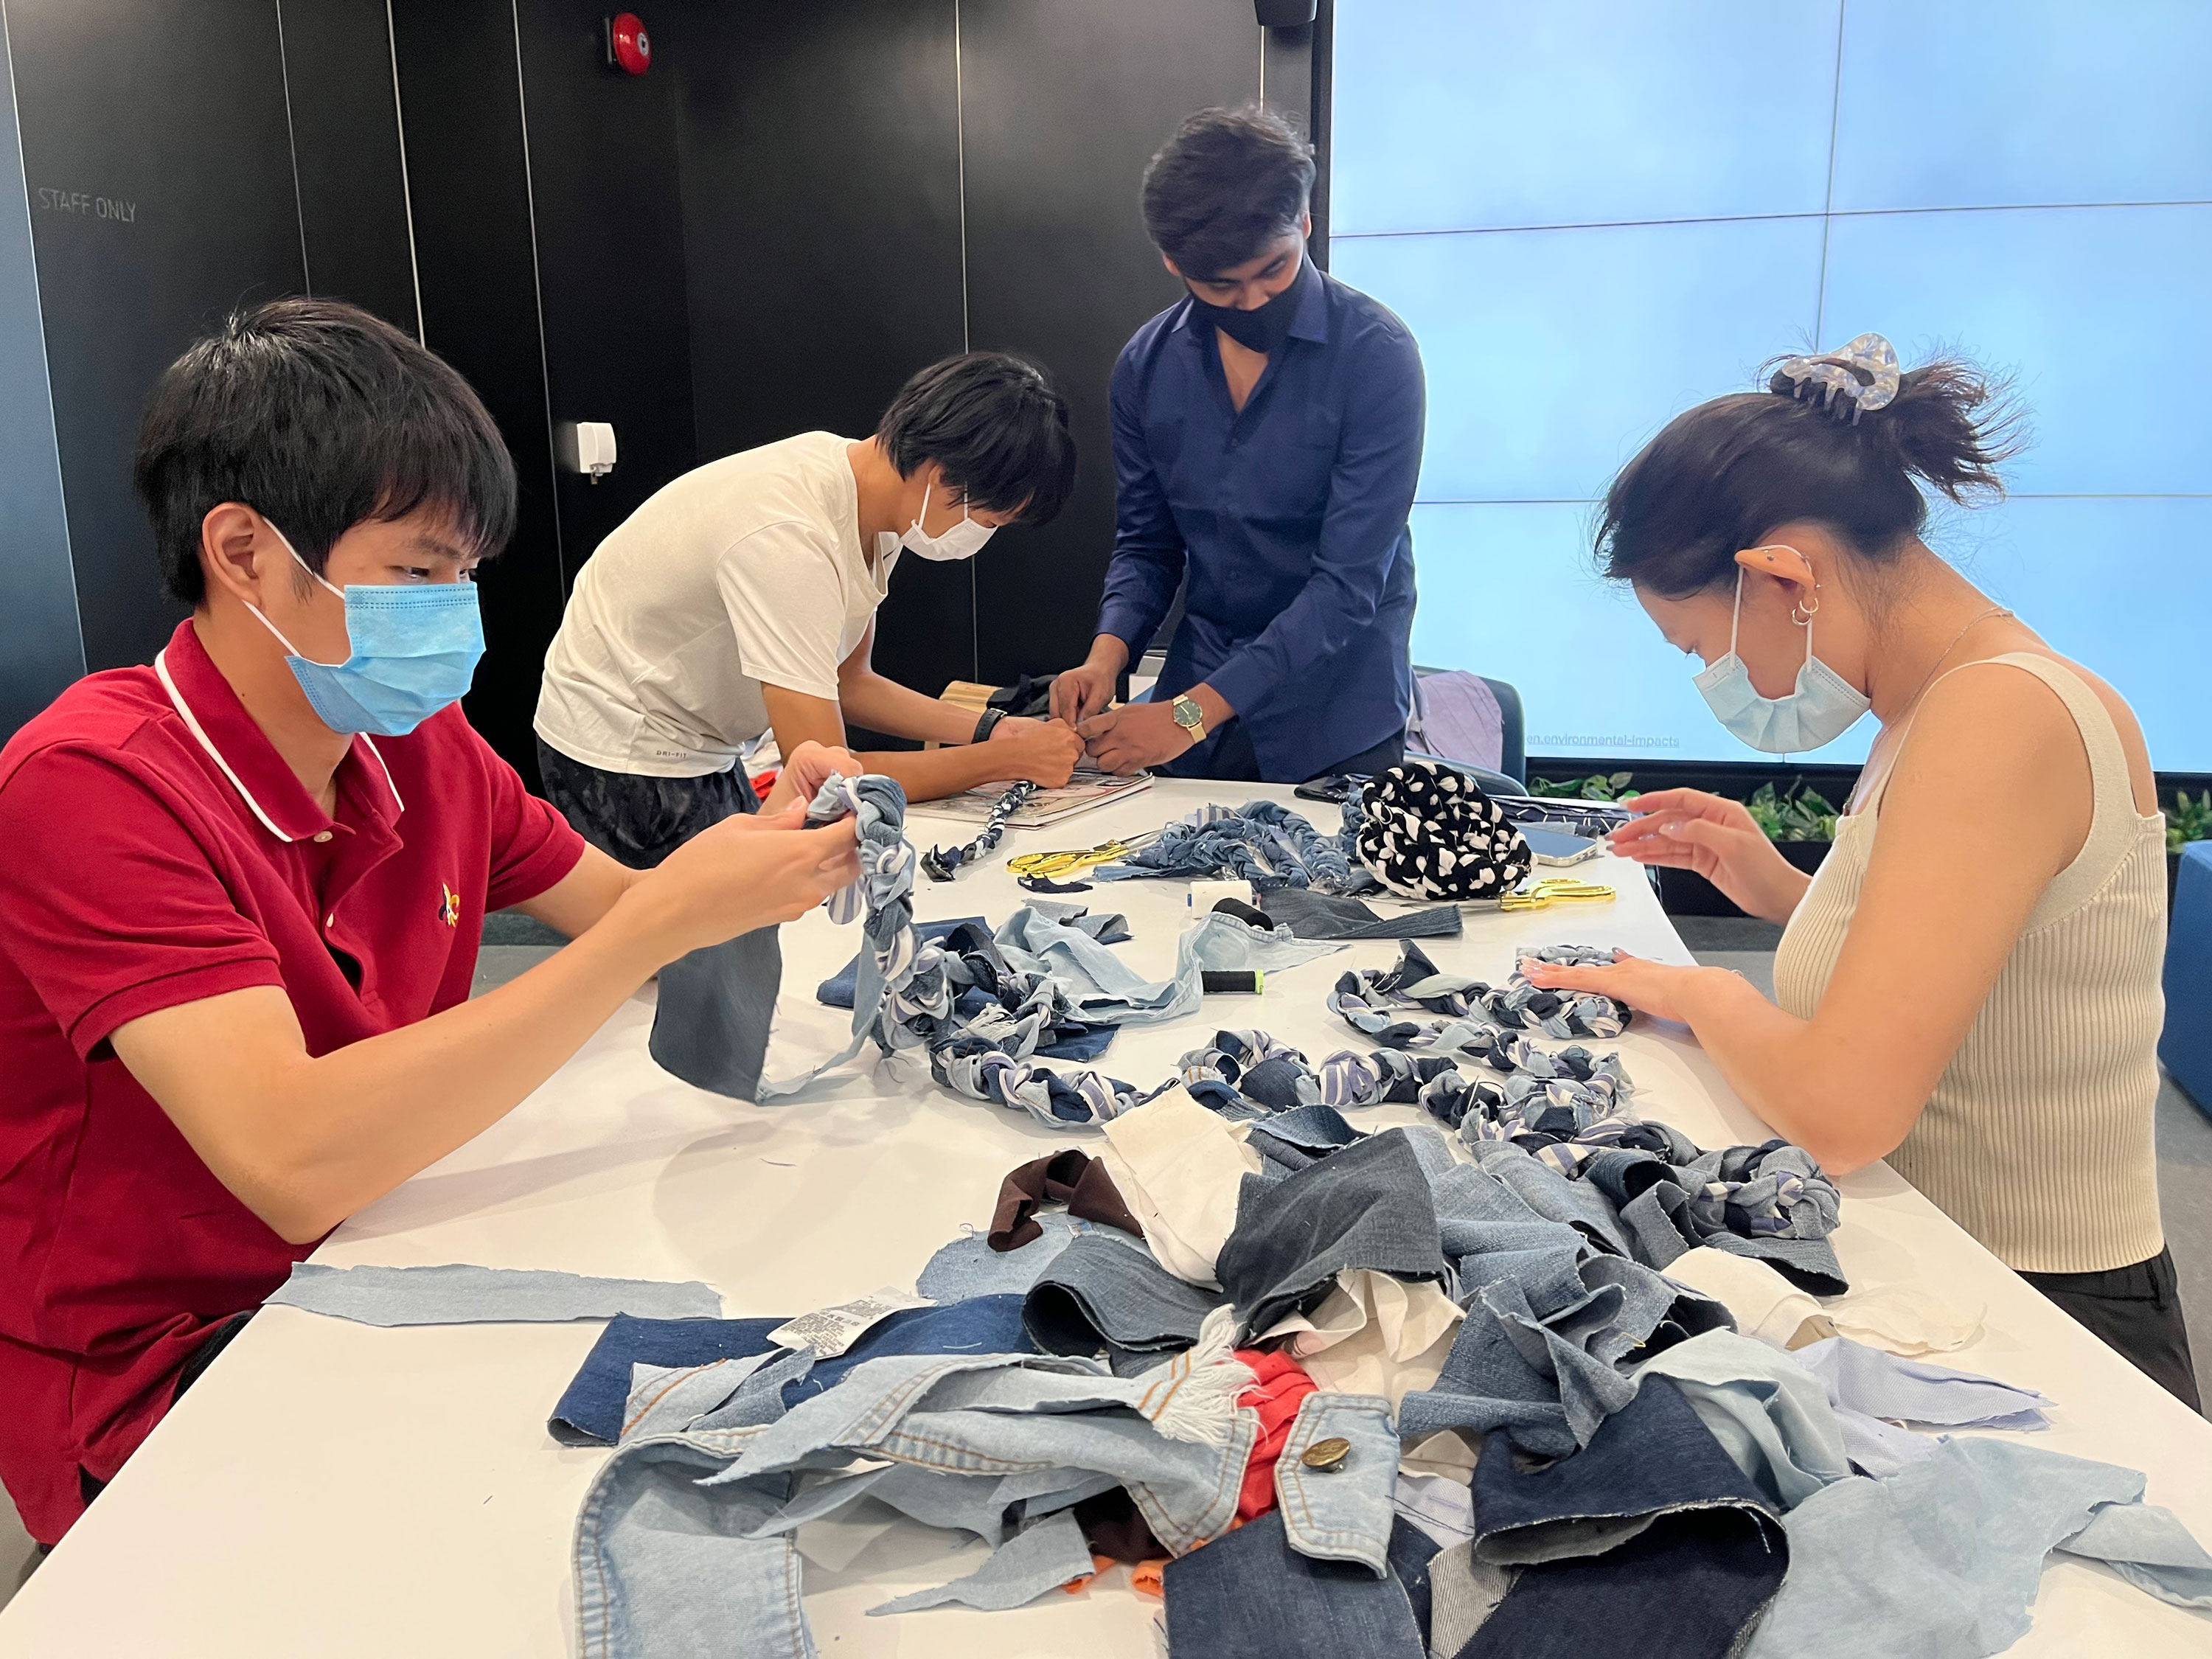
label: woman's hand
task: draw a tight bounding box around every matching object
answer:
[1604,788,1812,924]
[758,740,861,814]
[1520,949,1730,1026]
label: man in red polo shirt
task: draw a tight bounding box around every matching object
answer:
[0,299,860,1544]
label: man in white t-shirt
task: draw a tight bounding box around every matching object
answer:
[535,353,1084,867]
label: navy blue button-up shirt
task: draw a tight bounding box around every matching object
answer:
[1095,258,1425,782]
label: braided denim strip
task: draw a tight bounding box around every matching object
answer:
[920,781,1040,882]
[1329,939,1631,1044]
[1093,799,1371,894]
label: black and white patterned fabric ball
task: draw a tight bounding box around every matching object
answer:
[1354,761,1534,901]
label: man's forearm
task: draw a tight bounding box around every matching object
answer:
[839,669,979,745]
[117,893,678,1244]
[858,743,1027,804]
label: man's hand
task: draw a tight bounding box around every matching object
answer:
[627,806,860,958]
[759,739,862,814]
[992,720,1085,787]
[1078,701,1194,775]
[1050,635,1130,726]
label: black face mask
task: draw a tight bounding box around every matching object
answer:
[1187,253,1310,356]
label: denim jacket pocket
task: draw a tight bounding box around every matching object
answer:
[1274,1391,1400,1576]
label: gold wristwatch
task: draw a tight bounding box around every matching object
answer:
[1171,695,1207,745]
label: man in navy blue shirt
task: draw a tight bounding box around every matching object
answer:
[1051,106,1425,782]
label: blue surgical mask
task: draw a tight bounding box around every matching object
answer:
[246,526,486,737]
[1693,563,1871,754]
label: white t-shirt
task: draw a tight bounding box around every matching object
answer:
[535,432,897,776]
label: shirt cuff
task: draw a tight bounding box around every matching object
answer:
[1093,601,1158,659]
[1205,652,1271,722]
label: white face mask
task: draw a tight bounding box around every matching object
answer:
[1691,560,1872,754]
[883,480,996,563]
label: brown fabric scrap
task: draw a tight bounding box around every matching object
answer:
[988,1150,1144,1251]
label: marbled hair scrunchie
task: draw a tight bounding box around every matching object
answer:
[1354,760,1534,901]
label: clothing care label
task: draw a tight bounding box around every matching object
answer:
[768,1287,933,1358]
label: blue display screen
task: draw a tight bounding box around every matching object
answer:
[1329,0,2212,769]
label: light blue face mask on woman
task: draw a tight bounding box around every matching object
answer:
[246,526,486,737]
[1693,561,1871,754]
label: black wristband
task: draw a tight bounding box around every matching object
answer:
[972,707,1006,744]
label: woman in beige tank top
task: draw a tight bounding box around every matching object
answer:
[1523,336,2195,1409]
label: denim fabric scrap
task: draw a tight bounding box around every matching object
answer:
[1023,1232,1228,1357]
[1094,799,1374,895]
[1261,883,1463,941]
[1274,1391,1402,1576]
[650,923,785,1100]
[815,917,980,1007]
[1448,1378,1787,1658]
[548,1298,1035,1447]
[866,1509,1096,1615]
[1427,1540,1515,1656]
[1746,1436,2212,1658]
[1216,1127,1449,1338]
[997,903,1346,1028]
[1583,1138,1848,1293]
[1161,1510,1431,1659]
[917,1214,1097,1303]
[265,1262,722,1326]
[1795,1335,2055,1431]
[1630,1329,1853,1512]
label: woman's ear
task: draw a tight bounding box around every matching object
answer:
[1733,543,1820,612]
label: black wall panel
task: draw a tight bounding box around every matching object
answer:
[10,0,306,672]
[515,0,698,586]
[670,0,973,699]
[277,0,420,334]
[959,0,1267,684]
[389,0,566,786]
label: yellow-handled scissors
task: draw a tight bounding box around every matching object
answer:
[1498,877,1617,912]
[1006,831,1158,881]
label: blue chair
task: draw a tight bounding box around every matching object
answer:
[2161,841,2212,1115]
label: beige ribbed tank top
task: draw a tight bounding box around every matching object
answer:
[1773,653,2167,1274]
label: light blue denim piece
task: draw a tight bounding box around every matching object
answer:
[705,1351,1254,1548]
[1830,1405,1941,1476]
[1746,1436,2212,1658]
[1796,1336,2056,1430]
[1467,1138,1638,1259]
[265,1262,721,1325]
[915,1214,1103,1302]
[1398,1152,1732,1455]
[866,1510,1096,1615]
[623,1352,783,1442]
[995,903,1344,1027]
[575,1347,1258,1659]
[1273,1392,1402,1576]
[1630,1329,1852,1511]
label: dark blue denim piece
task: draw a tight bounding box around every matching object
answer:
[548,1298,1037,1446]
[1249,1104,1366,1175]
[1021,1234,1228,1356]
[1470,1377,1780,1565]
[552,1317,784,1446]
[1582,1143,1848,1295]
[1161,1511,1433,1659]
[1216,1129,1448,1338]
[1449,1379,1787,1659]
[1454,1505,1788,1659]
[1261,884,1463,941]
[816,917,1119,1062]
[649,926,785,1100]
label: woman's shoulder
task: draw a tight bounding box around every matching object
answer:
[1918,650,2154,809]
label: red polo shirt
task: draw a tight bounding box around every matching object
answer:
[0,619,585,1543]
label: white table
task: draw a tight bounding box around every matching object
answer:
[6,780,2209,1656]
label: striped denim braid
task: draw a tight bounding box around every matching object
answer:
[920,780,1040,882]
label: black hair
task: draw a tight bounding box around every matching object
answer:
[134,297,517,606]
[1596,352,2024,597]
[875,351,1077,527]
[1141,105,1315,279]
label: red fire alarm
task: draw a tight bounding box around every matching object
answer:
[605,13,650,75]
